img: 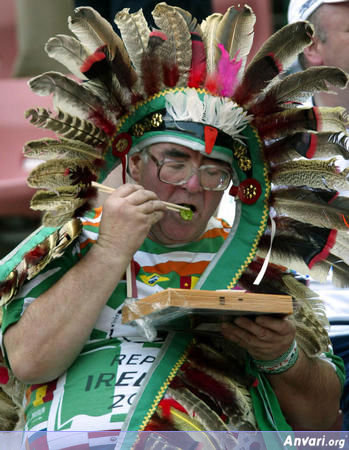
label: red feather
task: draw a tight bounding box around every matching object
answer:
[234,53,282,106]
[247,258,286,280]
[204,74,218,95]
[149,30,168,41]
[88,109,116,136]
[254,107,320,139]
[163,62,179,88]
[80,47,108,78]
[181,366,236,405]
[158,398,188,421]
[141,32,167,96]
[131,92,144,104]
[24,244,48,266]
[188,32,207,88]
[141,54,161,96]
[0,367,9,385]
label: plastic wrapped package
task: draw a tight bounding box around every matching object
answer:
[122,289,293,339]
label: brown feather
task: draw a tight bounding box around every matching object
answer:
[251,66,348,115]
[281,273,320,300]
[256,243,330,282]
[42,210,77,227]
[234,21,314,106]
[69,7,138,89]
[248,21,314,72]
[24,137,103,161]
[68,8,104,53]
[200,13,222,74]
[294,303,331,356]
[233,53,282,106]
[69,7,119,59]
[271,159,349,191]
[177,360,256,430]
[45,35,90,80]
[27,159,96,189]
[324,255,349,288]
[114,8,149,82]
[272,188,349,231]
[30,186,85,212]
[216,5,255,79]
[28,72,111,122]
[173,6,201,34]
[152,3,192,87]
[264,131,349,164]
[25,108,107,146]
[255,106,348,139]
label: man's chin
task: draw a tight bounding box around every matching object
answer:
[149,219,204,245]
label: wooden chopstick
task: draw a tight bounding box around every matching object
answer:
[91,181,191,212]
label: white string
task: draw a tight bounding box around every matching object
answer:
[126,263,133,298]
[253,213,276,285]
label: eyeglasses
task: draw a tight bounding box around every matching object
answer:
[146,150,231,191]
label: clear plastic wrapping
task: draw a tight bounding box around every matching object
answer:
[122,289,293,340]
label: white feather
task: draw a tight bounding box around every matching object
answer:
[165,89,251,142]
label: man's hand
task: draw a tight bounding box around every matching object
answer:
[4,183,166,384]
[96,183,166,263]
[221,315,341,430]
[221,315,296,361]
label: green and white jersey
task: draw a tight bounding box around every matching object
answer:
[1,208,230,432]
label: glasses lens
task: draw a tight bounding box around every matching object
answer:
[159,161,230,190]
[159,161,192,185]
[200,166,231,190]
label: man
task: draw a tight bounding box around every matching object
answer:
[0,3,346,447]
[288,0,349,109]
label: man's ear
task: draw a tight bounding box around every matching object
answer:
[128,153,143,182]
[303,38,324,66]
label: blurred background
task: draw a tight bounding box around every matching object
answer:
[0,0,289,258]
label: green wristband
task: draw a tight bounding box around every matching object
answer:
[252,340,299,374]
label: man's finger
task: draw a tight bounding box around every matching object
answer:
[255,316,294,336]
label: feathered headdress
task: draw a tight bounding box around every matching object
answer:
[1,2,349,306]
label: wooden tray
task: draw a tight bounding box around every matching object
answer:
[122,289,293,330]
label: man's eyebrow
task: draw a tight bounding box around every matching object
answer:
[161,148,191,159]
[202,157,230,168]
[160,148,229,167]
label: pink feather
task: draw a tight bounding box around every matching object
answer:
[217,44,242,97]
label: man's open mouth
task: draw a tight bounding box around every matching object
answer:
[178,203,197,213]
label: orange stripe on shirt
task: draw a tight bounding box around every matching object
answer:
[199,227,230,240]
[81,221,101,228]
[80,238,97,250]
[93,207,103,218]
[142,260,210,276]
[81,207,103,226]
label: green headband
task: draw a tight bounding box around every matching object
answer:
[101,88,253,181]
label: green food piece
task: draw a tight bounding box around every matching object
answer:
[180,208,193,221]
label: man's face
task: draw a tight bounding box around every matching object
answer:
[129,142,227,245]
[317,3,349,74]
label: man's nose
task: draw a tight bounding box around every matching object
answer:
[183,171,203,193]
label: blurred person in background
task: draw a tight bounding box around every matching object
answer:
[288,0,349,110]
